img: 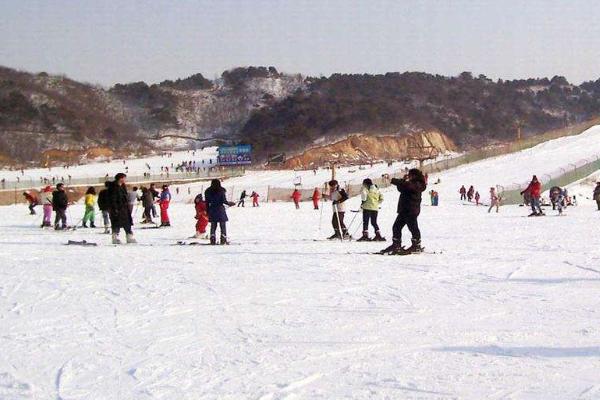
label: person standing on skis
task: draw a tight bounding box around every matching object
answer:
[159,185,171,226]
[488,187,500,213]
[40,185,53,228]
[594,182,600,211]
[52,183,68,230]
[204,179,235,245]
[140,187,154,224]
[459,185,467,201]
[380,168,426,254]
[237,190,247,207]
[82,186,97,228]
[250,191,260,207]
[467,186,475,202]
[23,191,38,215]
[312,188,321,210]
[193,193,209,238]
[474,191,481,206]
[521,175,544,216]
[291,189,302,209]
[328,180,350,240]
[108,173,136,244]
[358,178,385,242]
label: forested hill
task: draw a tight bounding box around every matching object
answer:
[2,64,600,165]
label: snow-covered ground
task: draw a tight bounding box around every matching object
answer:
[1,189,600,399]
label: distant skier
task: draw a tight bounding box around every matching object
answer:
[40,185,53,227]
[429,190,439,206]
[556,189,566,215]
[467,186,474,202]
[474,191,481,206]
[22,191,38,215]
[205,179,235,245]
[380,168,426,255]
[250,191,260,207]
[52,183,68,230]
[159,185,171,226]
[291,189,302,209]
[311,188,321,210]
[521,175,544,216]
[328,180,349,240]
[194,193,209,238]
[594,182,600,210]
[237,190,247,207]
[358,178,385,242]
[97,181,111,233]
[107,173,136,244]
[82,186,97,228]
[488,187,500,213]
[459,185,467,201]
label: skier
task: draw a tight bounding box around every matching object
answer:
[488,187,500,213]
[358,178,385,242]
[556,189,566,215]
[291,189,302,209]
[459,185,467,201]
[432,190,439,206]
[149,183,160,218]
[250,191,260,207]
[107,173,136,244]
[237,190,247,207]
[521,175,544,216]
[127,186,139,216]
[97,181,111,233]
[82,186,97,228]
[204,179,235,245]
[193,193,209,238]
[467,186,475,202]
[312,188,321,210]
[159,185,171,227]
[22,191,38,215]
[140,187,154,224]
[594,182,600,210]
[40,185,53,228]
[52,183,68,230]
[474,191,481,206]
[328,180,350,240]
[379,168,426,255]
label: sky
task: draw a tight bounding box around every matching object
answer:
[1,0,600,86]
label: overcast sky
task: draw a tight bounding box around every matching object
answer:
[2,0,600,86]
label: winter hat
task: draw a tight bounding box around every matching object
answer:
[114,173,127,181]
[328,180,338,187]
[363,178,373,187]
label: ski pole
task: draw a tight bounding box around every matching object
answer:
[318,196,324,231]
[346,209,361,236]
[333,203,344,242]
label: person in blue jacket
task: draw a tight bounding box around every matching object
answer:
[204,179,235,245]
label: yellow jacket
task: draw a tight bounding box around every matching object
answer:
[84,194,96,207]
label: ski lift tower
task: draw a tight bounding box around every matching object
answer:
[405,143,439,169]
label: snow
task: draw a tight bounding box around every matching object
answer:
[1,193,600,398]
[2,128,600,398]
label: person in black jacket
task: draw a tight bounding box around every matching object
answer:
[380,168,427,255]
[204,179,235,245]
[97,181,111,234]
[52,183,68,230]
[107,173,136,244]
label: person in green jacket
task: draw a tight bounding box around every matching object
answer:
[358,178,385,242]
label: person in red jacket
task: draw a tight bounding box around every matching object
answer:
[194,193,209,238]
[521,175,544,216]
[311,187,321,210]
[291,189,302,209]
[250,191,260,207]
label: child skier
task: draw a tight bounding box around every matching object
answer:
[238,190,247,207]
[40,186,53,228]
[474,191,481,206]
[328,180,350,240]
[459,185,467,201]
[358,178,385,242]
[291,189,302,209]
[250,191,259,207]
[82,186,97,228]
[23,191,38,215]
[467,186,475,202]
[312,188,321,210]
[556,189,566,215]
[194,193,209,238]
[488,187,500,213]
[159,185,171,226]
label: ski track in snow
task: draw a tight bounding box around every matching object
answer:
[2,127,600,398]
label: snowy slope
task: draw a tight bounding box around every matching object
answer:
[1,195,600,399]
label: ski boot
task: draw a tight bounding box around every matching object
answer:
[112,233,122,245]
[126,233,137,244]
[379,240,402,255]
[528,212,538,217]
[328,232,342,240]
[54,224,63,231]
[396,239,423,255]
[82,222,88,228]
[220,235,229,245]
[210,235,217,245]
[356,231,371,242]
[90,223,96,228]
[372,231,386,242]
